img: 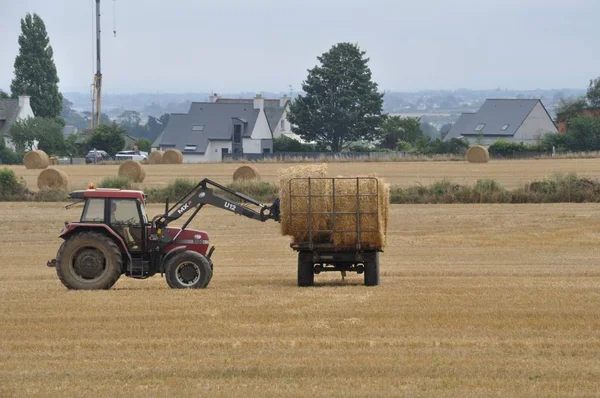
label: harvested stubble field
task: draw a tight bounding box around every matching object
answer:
[6,157,600,191]
[0,202,599,396]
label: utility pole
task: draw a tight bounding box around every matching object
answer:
[92,0,102,129]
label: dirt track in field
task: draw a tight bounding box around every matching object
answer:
[1,202,599,396]
[7,157,600,191]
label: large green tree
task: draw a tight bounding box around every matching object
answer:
[87,123,126,156]
[379,116,423,149]
[9,117,65,155]
[587,78,600,107]
[287,43,385,152]
[10,13,63,118]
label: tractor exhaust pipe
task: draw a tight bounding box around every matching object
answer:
[207,246,215,259]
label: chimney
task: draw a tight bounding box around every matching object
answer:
[279,94,289,108]
[18,95,30,109]
[209,93,220,103]
[253,94,264,110]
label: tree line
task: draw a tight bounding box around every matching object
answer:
[0,13,166,164]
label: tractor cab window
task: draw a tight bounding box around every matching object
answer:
[110,199,141,225]
[139,202,148,224]
[110,199,143,252]
[81,198,105,222]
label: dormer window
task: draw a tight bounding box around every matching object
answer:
[233,125,241,143]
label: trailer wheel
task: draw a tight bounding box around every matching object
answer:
[297,252,314,287]
[165,251,212,289]
[364,252,380,286]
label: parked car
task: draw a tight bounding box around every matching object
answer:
[85,149,110,164]
[114,150,148,162]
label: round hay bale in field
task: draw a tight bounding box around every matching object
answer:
[466,145,490,163]
[23,150,49,169]
[148,150,164,164]
[118,160,146,183]
[233,165,261,181]
[37,168,69,190]
[163,149,183,164]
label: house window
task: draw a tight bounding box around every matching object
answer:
[501,124,510,131]
[263,148,271,154]
[474,124,486,132]
[280,120,285,130]
[233,125,241,143]
[233,148,241,154]
[191,125,204,132]
[184,144,197,152]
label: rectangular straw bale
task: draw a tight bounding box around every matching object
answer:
[278,164,332,242]
[331,177,389,249]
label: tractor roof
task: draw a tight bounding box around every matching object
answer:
[70,189,146,201]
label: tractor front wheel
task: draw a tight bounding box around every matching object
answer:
[56,232,123,290]
[165,251,212,289]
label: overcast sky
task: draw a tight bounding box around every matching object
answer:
[1,0,598,94]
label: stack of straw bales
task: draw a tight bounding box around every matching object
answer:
[23,150,49,169]
[148,151,164,164]
[279,164,331,243]
[37,168,69,190]
[330,177,389,248]
[233,165,260,181]
[118,160,146,183]
[48,156,59,165]
[466,145,490,163]
[278,164,389,249]
[162,149,183,164]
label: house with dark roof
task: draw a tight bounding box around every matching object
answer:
[212,94,292,137]
[153,95,290,162]
[444,99,557,145]
[0,96,35,150]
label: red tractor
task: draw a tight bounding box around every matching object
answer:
[47,179,280,290]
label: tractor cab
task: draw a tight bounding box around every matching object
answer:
[68,187,148,254]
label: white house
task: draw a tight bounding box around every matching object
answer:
[153,94,293,162]
[444,99,557,146]
[0,96,35,150]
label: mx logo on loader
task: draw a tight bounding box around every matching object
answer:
[177,201,192,215]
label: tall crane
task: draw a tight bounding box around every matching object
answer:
[90,0,102,129]
[90,0,116,130]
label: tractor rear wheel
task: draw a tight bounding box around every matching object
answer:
[297,252,314,287]
[56,231,123,290]
[364,252,380,286]
[165,251,212,289]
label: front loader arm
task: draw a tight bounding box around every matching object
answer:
[154,178,280,231]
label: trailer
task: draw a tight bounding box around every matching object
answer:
[287,177,383,287]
